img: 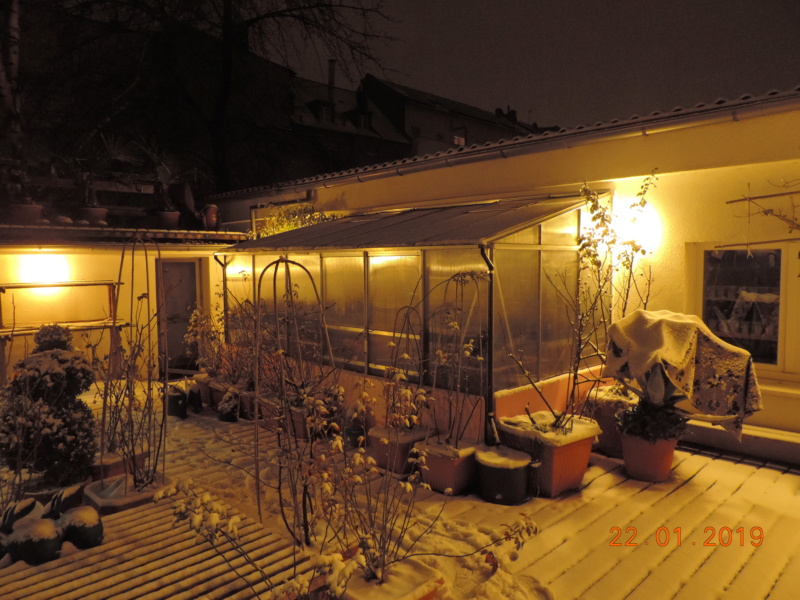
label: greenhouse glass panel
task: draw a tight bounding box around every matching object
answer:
[540,250,579,378]
[541,209,580,246]
[496,225,540,245]
[368,254,422,370]
[493,248,540,390]
[425,249,489,395]
[323,255,366,365]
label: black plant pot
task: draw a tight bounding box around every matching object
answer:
[167,391,188,419]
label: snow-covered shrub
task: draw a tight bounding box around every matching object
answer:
[1,498,43,534]
[58,505,103,549]
[0,325,97,487]
[32,324,73,353]
[6,516,62,565]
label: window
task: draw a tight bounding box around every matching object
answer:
[702,249,781,365]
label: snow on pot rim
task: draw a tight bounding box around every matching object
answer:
[497,410,602,447]
[475,444,531,469]
[414,439,478,459]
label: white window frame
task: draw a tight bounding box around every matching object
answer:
[688,241,800,384]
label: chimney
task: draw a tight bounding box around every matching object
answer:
[328,59,336,106]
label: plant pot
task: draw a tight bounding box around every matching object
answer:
[289,406,310,440]
[193,374,212,406]
[91,449,149,481]
[6,517,62,565]
[158,210,181,229]
[415,440,477,495]
[167,389,188,419]
[476,445,531,505]
[344,424,366,449]
[585,386,637,458]
[208,380,227,408]
[535,436,595,497]
[83,473,173,515]
[342,558,446,600]
[78,206,109,226]
[496,411,601,497]
[58,505,104,549]
[6,203,44,225]
[367,426,427,474]
[622,434,678,482]
[257,397,283,431]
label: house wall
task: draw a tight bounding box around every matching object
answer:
[0,244,227,381]
[216,101,800,460]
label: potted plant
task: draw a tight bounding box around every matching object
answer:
[2,157,44,224]
[136,140,188,229]
[615,362,689,481]
[496,179,657,497]
[415,271,488,495]
[366,367,429,474]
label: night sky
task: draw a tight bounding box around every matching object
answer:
[300,0,800,129]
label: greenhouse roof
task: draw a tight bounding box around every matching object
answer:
[228,195,583,252]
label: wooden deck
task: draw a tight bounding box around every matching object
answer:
[2,408,799,599]
[424,448,800,600]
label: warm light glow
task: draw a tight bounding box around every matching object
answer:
[368,255,402,267]
[613,201,663,254]
[16,254,72,296]
[225,262,252,280]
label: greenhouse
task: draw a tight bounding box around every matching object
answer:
[218,194,591,429]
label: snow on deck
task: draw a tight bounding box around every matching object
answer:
[3,408,799,599]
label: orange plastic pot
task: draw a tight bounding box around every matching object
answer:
[622,434,677,482]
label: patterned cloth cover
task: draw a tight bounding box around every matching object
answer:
[602,309,762,440]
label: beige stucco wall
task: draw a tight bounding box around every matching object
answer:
[215,103,800,447]
[1,244,228,380]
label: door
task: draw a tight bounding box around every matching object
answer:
[158,260,200,376]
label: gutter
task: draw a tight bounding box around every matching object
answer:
[209,91,800,202]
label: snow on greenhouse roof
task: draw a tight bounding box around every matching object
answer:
[228,195,583,252]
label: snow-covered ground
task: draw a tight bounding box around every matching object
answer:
[163,409,800,599]
[4,406,800,599]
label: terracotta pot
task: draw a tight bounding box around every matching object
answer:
[158,210,181,229]
[91,450,148,481]
[78,206,109,225]
[367,427,426,474]
[288,406,310,440]
[584,386,637,458]
[7,203,44,224]
[208,380,227,408]
[535,436,595,497]
[622,434,678,482]
[415,441,477,495]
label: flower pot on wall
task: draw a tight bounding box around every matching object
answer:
[415,440,477,496]
[7,203,44,224]
[622,434,678,482]
[367,426,427,474]
[78,206,109,226]
[158,210,181,229]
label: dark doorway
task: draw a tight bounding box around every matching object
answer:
[158,260,200,376]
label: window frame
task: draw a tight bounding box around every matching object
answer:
[689,241,800,382]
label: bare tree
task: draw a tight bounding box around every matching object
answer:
[18,0,391,190]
